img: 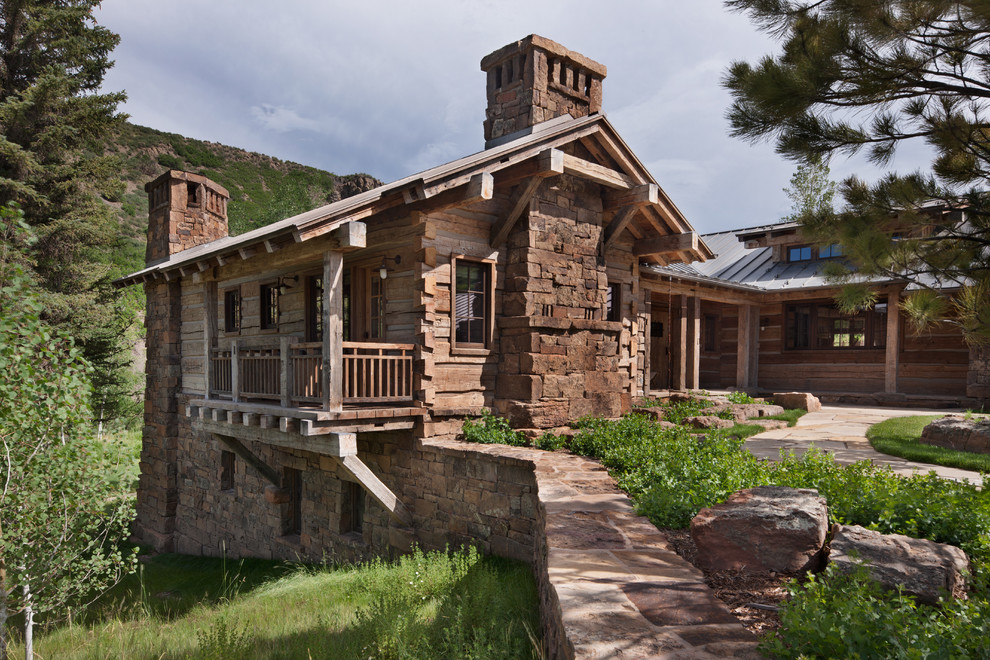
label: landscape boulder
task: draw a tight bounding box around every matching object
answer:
[630,407,678,429]
[772,392,821,412]
[920,415,990,454]
[828,524,970,605]
[683,415,734,430]
[729,403,784,421]
[691,486,829,573]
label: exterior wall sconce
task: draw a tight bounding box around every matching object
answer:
[379,255,401,280]
[277,275,298,296]
[760,316,769,331]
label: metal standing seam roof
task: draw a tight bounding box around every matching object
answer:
[646,222,963,293]
[116,112,710,287]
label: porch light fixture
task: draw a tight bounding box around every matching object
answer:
[277,275,298,296]
[760,316,769,332]
[378,255,401,280]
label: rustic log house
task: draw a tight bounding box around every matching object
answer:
[117,35,716,558]
[119,35,990,562]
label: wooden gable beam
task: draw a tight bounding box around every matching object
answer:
[633,231,700,257]
[603,205,640,252]
[490,149,564,247]
[402,179,431,205]
[562,152,635,189]
[604,183,659,210]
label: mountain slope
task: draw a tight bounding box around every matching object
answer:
[103,122,382,280]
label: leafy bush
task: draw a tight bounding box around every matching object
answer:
[762,566,990,659]
[462,410,528,447]
[662,399,734,424]
[157,153,182,170]
[569,415,990,573]
[534,431,564,451]
[726,390,758,404]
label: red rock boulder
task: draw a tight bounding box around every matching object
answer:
[828,524,970,604]
[691,486,828,573]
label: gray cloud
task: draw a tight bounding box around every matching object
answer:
[95,1,928,233]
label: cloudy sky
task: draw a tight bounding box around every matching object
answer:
[94,1,926,235]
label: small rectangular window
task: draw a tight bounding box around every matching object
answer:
[306,274,322,342]
[703,314,718,352]
[369,273,384,340]
[606,283,621,322]
[788,245,812,262]
[341,481,365,534]
[223,289,240,332]
[220,450,235,491]
[453,258,492,348]
[261,283,279,330]
[282,468,302,536]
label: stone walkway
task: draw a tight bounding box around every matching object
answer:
[744,404,984,485]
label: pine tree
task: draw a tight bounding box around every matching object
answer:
[725,0,990,340]
[0,0,136,418]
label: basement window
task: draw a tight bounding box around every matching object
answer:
[282,468,302,536]
[341,481,365,535]
[220,450,235,491]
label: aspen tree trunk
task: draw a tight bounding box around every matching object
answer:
[0,519,7,659]
[23,580,32,660]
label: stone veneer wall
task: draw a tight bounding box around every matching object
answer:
[496,174,632,427]
[164,420,757,658]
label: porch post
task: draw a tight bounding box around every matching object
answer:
[687,296,701,390]
[204,281,217,400]
[673,295,688,390]
[885,288,901,393]
[231,339,240,403]
[736,304,753,390]
[322,250,344,411]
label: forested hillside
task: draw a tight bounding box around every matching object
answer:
[104,122,381,284]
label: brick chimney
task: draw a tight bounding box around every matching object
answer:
[481,35,607,145]
[144,170,230,266]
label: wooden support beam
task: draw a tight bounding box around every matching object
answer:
[402,179,430,205]
[603,206,639,252]
[215,434,280,486]
[323,250,344,412]
[561,152,636,190]
[197,420,364,456]
[490,176,543,248]
[885,288,901,393]
[687,296,701,390]
[204,281,217,400]
[674,295,688,390]
[335,453,412,526]
[328,221,366,251]
[633,231,699,257]
[263,239,279,254]
[736,304,760,390]
[604,183,659,210]
[489,149,563,248]
[237,246,257,260]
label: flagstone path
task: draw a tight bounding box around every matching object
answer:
[744,404,983,485]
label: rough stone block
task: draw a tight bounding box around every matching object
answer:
[772,392,822,412]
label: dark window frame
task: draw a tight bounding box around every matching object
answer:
[282,467,302,536]
[223,288,240,333]
[451,256,494,353]
[785,300,888,350]
[606,283,621,322]
[703,314,718,353]
[788,245,813,262]
[341,480,365,535]
[220,450,235,491]
[260,282,279,331]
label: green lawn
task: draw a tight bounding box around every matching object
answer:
[13,548,541,660]
[867,415,990,473]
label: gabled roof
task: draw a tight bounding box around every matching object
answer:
[116,113,713,287]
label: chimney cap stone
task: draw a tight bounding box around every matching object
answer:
[480,34,606,78]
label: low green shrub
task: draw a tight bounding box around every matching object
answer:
[534,431,565,451]
[461,409,527,447]
[569,415,990,574]
[762,566,990,659]
[726,390,758,404]
[662,399,734,424]
[157,153,182,169]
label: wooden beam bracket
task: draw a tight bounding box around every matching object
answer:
[335,453,412,526]
[215,434,280,486]
[633,231,700,258]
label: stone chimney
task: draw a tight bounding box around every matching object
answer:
[481,35,607,145]
[145,170,230,266]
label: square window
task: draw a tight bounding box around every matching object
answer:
[788,245,812,262]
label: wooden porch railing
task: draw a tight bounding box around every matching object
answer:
[209,338,414,407]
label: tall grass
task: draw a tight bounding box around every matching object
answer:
[13,547,540,660]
